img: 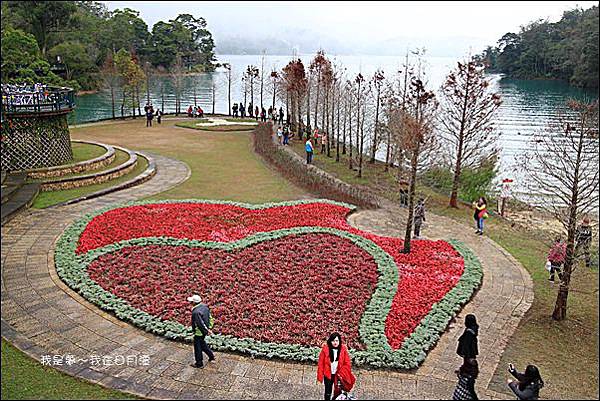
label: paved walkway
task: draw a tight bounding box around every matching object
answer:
[1,153,533,399]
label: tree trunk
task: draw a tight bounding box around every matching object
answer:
[349,92,353,170]
[385,128,390,171]
[314,73,321,129]
[342,96,347,155]
[552,124,585,321]
[403,142,421,254]
[371,90,380,163]
[306,81,311,131]
[326,89,331,157]
[336,84,341,162]
[297,90,302,134]
[110,86,115,119]
[228,69,232,116]
[449,156,463,208]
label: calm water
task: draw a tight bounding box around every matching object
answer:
[70,54,598,202]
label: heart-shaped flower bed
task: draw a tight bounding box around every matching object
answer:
[56,199,482,369]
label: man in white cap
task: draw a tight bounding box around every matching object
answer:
[188,294,215,368]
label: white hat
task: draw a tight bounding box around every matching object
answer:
[187,294,202,303]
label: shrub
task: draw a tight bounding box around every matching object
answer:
[421,156,498,203]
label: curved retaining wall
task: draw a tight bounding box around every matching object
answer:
[40,146,137,192]
[253,123,382,209]
[25,141,115,179]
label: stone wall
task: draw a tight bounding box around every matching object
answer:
[40,148,137,192]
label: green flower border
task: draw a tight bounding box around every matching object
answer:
[55,199,482,369]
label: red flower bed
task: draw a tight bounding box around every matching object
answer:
[77,202,350,254]
[87,233,378,349]
[79,200,465,350]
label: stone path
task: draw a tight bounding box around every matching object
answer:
[1,152,533,399]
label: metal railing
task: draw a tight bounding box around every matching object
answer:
[1,86,75,115]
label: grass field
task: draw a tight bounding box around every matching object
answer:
[71,142,107,163]
[1,339,138,400]
[70,119,306,203]
[288,139,599,400]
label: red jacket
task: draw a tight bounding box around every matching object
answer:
[317,344,356,392]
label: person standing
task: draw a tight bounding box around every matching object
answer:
[261,107,266,122]
[255,105,260,121]
[317,333,355,401]
[472,197,488,235]
[575,215,593,268]
[240,103,246,118]
[547,236,566,282]
[413,198,426,238]
[276,126,283,144]
[499,178,512,217]
[457,314,479,365]
[452,359,479,400]
[283,125,290,145]
[507,364,544,400]
[146,105,154,127]
[278,107,284,125]
[155,108,162,124]
[232,103,238,117]
[320,131,327,154]
[188,294,215,368]
[305,138,314,164]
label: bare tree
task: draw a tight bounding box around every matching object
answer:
[171,54,184,115]
[439,58,503,208]
[246,65,259,113]
[270,70,279,110]
[310,50,329,129]
[347,79,355,170]
[260,50,266,108]
[101,52,118,119]
[222,63,232,115]
[355,73,365,177]
[370,69,385,163]
[519,99,599,321]
[387,51,438,253]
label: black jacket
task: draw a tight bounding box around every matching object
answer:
[508,370,543,401]
[191,304,211,337]
[457,327,479,359]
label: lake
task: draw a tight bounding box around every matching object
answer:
[70,54,598,204]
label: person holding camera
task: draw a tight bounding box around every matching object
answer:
[507,363,544,400]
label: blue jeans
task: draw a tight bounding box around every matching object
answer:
[477,218,484,232]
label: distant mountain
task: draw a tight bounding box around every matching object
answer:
[214,30,488,57]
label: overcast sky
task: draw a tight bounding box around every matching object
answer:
[103,1,598,56]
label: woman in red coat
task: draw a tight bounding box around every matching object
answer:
[317,333,355,400]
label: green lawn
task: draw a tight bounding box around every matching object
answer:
[70,119,306,204]
[32,154,148,209]
[287,139,599,400]
[71,142,107,163]
[1,339,138,400]
[224,117,259,123]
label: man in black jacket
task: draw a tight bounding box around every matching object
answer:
[188,294,215,368]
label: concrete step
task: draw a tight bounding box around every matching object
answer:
[1,182,40,226]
